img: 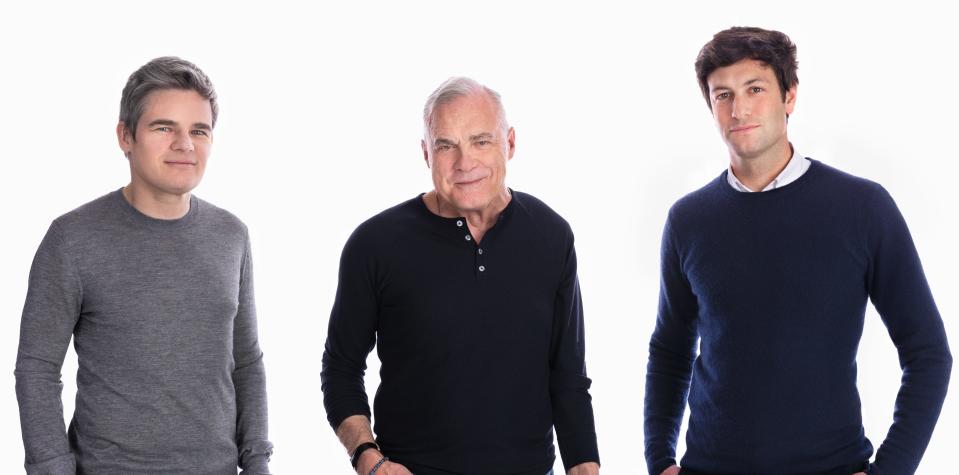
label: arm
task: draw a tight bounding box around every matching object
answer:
[14,222,80,474]
[864,186,952,475]
[644,214,699,475]
[549,241,600,472]
[336,415,411,475]
[233,233,274,474]
[321,229,390,469]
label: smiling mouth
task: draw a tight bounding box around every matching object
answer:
[455,176,486,186]
[730,124,759,133]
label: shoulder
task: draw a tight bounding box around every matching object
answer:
[666,174,725,226]
[51,190,119,233]
[353,196,421,236]
[510,190,574,240]
[806,159,885,197]
[342,196,423,257]
[194,196,250,241]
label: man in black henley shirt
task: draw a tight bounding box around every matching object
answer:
[321,77,601,475]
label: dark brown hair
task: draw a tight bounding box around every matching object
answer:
[695,27,798,109]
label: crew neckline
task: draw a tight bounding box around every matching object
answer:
[718,159,821,201]
[111,188,199,229]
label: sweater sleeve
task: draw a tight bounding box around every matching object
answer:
[864,186,952,475]
[15,221,80,474]
[644,213,699,475]
[233,232,274,474]
[321,228,378,430]
[549,241,600,471]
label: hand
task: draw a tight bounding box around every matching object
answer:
[356,449,412,475]
[568,461,600,475]
[660,465,680,475]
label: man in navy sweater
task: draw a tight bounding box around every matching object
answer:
[644,27,951,475]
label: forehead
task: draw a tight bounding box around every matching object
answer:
[707,58,778,90]
[139,89,213,124]
[431,93,500,135]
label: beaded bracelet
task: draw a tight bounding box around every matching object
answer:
[369,456,389,475]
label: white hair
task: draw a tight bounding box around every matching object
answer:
[422,77,509,141]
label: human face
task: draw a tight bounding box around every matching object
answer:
[707,59,796,163]
[117,89,213,198]
[421,93,514,215]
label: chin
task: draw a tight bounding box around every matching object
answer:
[160,183,200,196]
[449,195,491,212]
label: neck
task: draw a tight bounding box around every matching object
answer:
[729,140,793,192]
[123,182,192,220]
[423,188,511,243]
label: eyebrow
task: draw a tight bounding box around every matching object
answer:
[711,77,769,93]
[433,137,457,147]
[146,119,212,130]
[469,133,495,141]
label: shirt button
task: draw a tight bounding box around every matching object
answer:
[456,220,463,227]
[478,265,486,272]
[465,235,471,241]
[477,248,483,255]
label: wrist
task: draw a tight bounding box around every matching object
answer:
[355,448,384,474]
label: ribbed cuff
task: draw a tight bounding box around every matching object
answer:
[239,439,273,474]
[239,454,272,475]
[557,431,600,471]
[25,453,76,475]
[648,457,677,475]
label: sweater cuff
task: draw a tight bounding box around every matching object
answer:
[648,457,677,475]
[329,404,372,431]
[239,454,271,475]
[25,453,76,475]
[239,440,273,474]
[557,431,600,471]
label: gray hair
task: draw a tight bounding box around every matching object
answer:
[119,56,218,140]
[422,77,508,140]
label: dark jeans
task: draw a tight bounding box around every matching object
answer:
[679,460,869,475]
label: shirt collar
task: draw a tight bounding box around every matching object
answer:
[727,145,810,192]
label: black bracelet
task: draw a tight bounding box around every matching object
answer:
[369,456,389,475]
[350,441,380,469]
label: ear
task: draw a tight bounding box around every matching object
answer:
[784,85,798,116]
[421,139,430,169]
[506,127,516,161]
[116,121,133,158]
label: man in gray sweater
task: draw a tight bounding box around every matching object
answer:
[15,57,273,474]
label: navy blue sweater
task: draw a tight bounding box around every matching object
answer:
[322,191,599,474]
[644,160,951,475]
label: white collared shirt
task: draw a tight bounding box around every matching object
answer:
[727,147,811,192]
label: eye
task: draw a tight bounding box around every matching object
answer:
[155,126,173,132]
[715,92,730,101]
[750,86,764,93]
[436,144,453,152]
[477,140,492,146]
[191,130,209,136]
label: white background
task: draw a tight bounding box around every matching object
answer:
[1,1,956,473]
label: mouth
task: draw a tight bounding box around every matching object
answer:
[165,161,197,166]
[455,176,487,186]
[730,124,760,133]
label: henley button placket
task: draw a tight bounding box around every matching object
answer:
[455,218,487,276]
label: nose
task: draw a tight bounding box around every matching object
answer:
[171,130,195,152]
[731,96,751,120]
[453,147,478,171]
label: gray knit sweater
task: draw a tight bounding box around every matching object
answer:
[15,190,272,474]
